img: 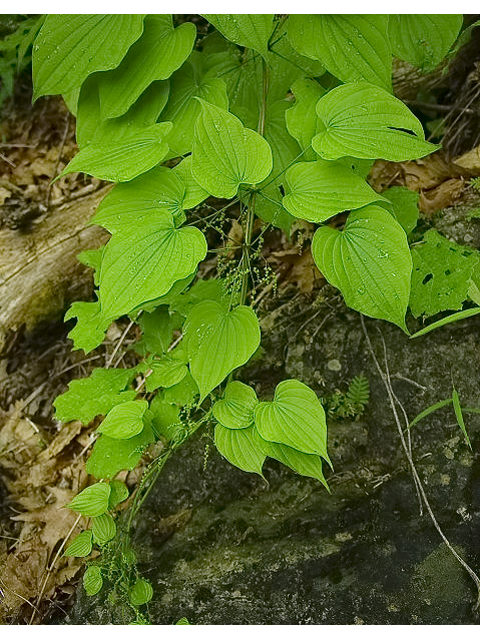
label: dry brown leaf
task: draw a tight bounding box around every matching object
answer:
[455,145,480,172]
[419,178,466,215]
[37,421,82,462]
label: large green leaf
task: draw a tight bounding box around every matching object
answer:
[213,381,258,430]
[285,78,327,160]
[263,99,302,186]
[258,437,328,489]
[214,424,266,475]
[32,15,145,98]
[192,100,273,198]
[283,160,386,223]
[254,379,329,458]
[287,15,392,90]
[54,368,137,424]
[312,82,440,162]
[97,400,149,439]
[389,15,463,72]
[203,14,274,59]
[409,229,479,318]
[312,205,412,330]
[160,55,229,157]
[185,301,261,401]
[98,15,196,119]
[92,165,194,233]
[99,212,207,322]
[59,123,172,183]
[67,483,111,517]
[86,423,155,479]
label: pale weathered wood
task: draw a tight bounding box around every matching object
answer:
[0,187,110,350]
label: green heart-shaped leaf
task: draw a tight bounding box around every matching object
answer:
[67,483,111,517]
[312,204,412,330]
[192,100,273,198]
[98,400,148,439]
[259,437,329,489]
[83,566,103,595]
[312,82,440,162]
[99,212,207,321]
[214,424,266,475]
[254,379,329,458]
[92,513,117,545]
[185,301,261,401]
[213,381,258,430]
[283,160,387,223]
[64,531,93,558]
[203,14,274,59]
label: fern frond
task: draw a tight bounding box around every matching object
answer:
[346,375,369,408]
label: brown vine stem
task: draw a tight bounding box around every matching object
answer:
[360,315,480,611]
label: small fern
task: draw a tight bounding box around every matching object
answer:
[469,177,480,192]
[322,375,369,420]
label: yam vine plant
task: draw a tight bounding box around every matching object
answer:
[14,13,480,620]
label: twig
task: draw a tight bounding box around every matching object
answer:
[105,319,136,369]
[361,316,480,610]
[45,112,71,208]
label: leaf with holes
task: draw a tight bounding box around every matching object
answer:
[409,229,479,318]
[67,483,111,517]
[92,513,117,545]
[283,160,387,223]
[287,15,392,90]
[98,15,196,118]
[312,205,412,331]
[213,381,258,430]
[254,379,329,459]
[203,14,274,59]
[192,100,273,199]
[214,424,266,475]
[185,301,261,401]
[312,82,439,162]
[97,400,148,439]
[64,531,93,558]
[32,15,145,99]
[54,367,137,424]
[99,212,207,322]
[389,15,463,72]
[58,123,172,183]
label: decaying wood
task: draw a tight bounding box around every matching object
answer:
[0,187,110,351]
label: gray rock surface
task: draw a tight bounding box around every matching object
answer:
[65,296,480,625]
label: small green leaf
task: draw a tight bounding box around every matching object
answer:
[99,212,207,322]
[389,15,463,72]
[285,78,327,160]
[129,578,153,606]
[259,437,329,489]
[98,15,196,119]
[54,368,137,424]
[58,123,172,183]
[213,381,258,430]
[32,15,146,99]
[167,278,227,318]
[108,480,129,509]
[252,183,295,235]
[383,186,419,235]
[214,424,266,475]
[149,395,182,441]
[64,531,93,557]
[409,230,479,318]
[98,401,148,440]
[192,100,273,199]
[64,300,110,355]
[67,484,111,517]
[145,351,188,392]
[176,618,191,625]
[312,205,412,331]
[185,301,261,401]
[83,566,103,596]
[92,513,117,545]
[254,379,329,458]
[203,14,274,59]
[86,424,155,480]
[287,15,392,90]
[161,56,229,157]
[172,156,210,209]
[283,160,387,223]
[134,306,183,357]
[313,82,440,162]
[452,388,472,449]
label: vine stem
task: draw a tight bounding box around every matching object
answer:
[360,316,480,611]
